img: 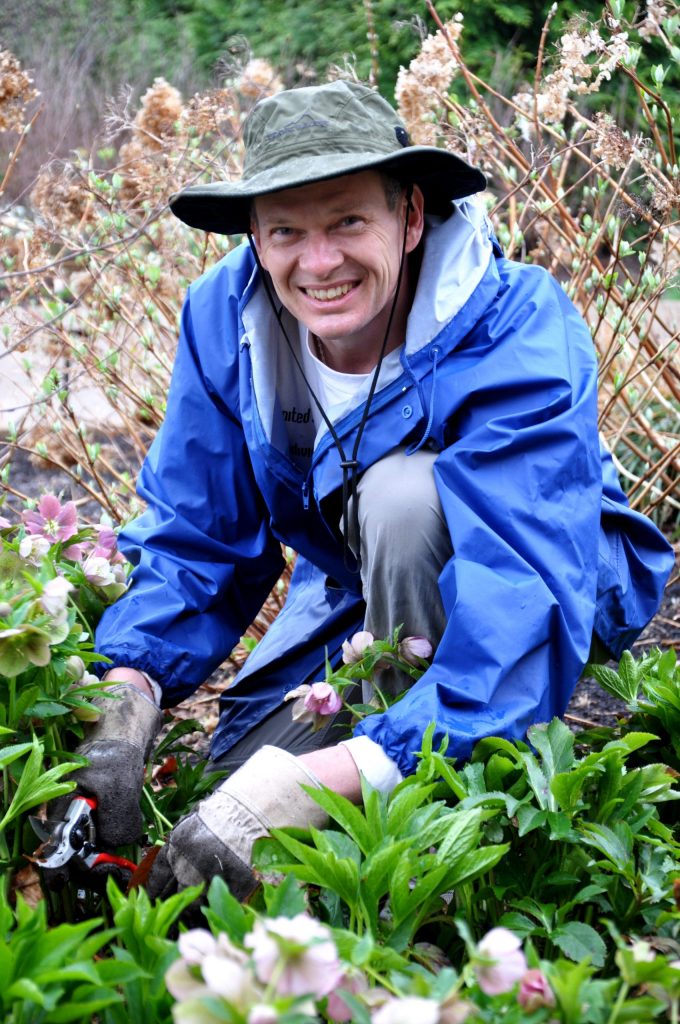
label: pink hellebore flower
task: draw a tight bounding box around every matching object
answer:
[326,970,368,1022]
[341,630,374,664]
[284,682,342,731]
[518,969,555,1011]
[245,914,343,999]
[23,494,78,544]
[304,682,343,717]
[475,927,528,996]
[398,635,433,665]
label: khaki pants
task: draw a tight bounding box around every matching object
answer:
[212,448,451,772]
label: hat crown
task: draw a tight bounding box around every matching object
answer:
[243,81,406,178]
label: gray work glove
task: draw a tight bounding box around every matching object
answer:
[146,745,328,902]
[58,683,163,847]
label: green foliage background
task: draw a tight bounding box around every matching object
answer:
[0,0,626,96]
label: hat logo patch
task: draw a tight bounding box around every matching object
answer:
[264,111,330,141]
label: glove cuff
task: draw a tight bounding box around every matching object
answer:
[198,745,328,865]
[82,683,163,760]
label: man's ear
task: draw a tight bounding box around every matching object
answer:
[405,185,425,254]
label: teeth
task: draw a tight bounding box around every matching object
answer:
[305,283,353,301]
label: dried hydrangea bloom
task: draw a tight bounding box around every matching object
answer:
[182,87,240,136]
[396,18,462,146]
[0,50,38,133]
[638,0,668,40]
[31,165,95,229]
[134,77,183,147]
[238,58,283,99]
[514,24,630,130]
[590,111,636,170]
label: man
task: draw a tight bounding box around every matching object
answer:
[72,81,672,897]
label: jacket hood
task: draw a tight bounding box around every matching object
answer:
[242,198,494,446]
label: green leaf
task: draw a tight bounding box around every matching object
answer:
[300,785,374,853]
[0,742,33,768]
[497,911,537,937]
[515,803,547,836]
[0,737,77,831]
[261,872,307,919]
[442,842,509,888]
[203,875,253,943]
[529,718,575,780]
[437,808,483,862]
[579,821,633,874]
[551,921,607,966]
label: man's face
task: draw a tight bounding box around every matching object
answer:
[251,171,424,367]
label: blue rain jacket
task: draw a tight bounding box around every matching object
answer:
[95,201,673,776]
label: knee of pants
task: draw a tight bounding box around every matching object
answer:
[356,448,452,565]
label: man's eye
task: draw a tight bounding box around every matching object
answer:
[340,216,361,227]
[272,226,294,237]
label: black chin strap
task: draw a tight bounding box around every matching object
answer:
[247,185,413,574]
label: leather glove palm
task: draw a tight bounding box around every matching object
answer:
[44,683,162,890]
[146,745,328,901]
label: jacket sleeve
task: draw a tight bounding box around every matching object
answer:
[354,265,603,775]
[94,288,284,708]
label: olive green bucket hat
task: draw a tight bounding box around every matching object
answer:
[170,80,486,235]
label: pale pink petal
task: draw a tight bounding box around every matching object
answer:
[304,682,343,716]
[518,969,555,1011]
[398,635,433,664]
[476,928,527,996]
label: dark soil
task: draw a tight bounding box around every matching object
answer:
[3,445,678,740]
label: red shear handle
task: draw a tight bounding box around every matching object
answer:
[91,852,138,873]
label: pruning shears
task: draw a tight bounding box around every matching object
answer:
[29,795,138,876]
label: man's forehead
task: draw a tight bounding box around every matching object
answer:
[254,170,386,219]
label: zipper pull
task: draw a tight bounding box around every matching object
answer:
[301,481,310,510]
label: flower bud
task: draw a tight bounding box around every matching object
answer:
[518,969,555,1011]
[398,635,433,664]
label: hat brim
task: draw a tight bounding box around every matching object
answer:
[169,147,486,235]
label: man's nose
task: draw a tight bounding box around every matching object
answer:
[298,233,344,277]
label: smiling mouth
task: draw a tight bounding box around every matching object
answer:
[302,282,356,301]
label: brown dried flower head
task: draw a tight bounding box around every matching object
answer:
[590,112,635,170]
[396,16,462,146]
[134,78,183,148]
[182,87,239,136]
[31,165,94,228]
[638,0,668,40]
[237,58,283,99]
[0,50,39,132]
[514,23,630,132]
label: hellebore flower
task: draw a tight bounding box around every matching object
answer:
[284,682,342,731]
[304,682,342,716]
[23,494,78,544]
[341,630,374,664]
[247,1007,279,1024]
[326,970,368,1022]
[40,576,74,618]
[83,554,116,587]
[398,635,433,665]
[517,969,555,1011]
[19,535,51,564]
[245,914,343,999]
[371,996,441,1024]
[475,927,528,996]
